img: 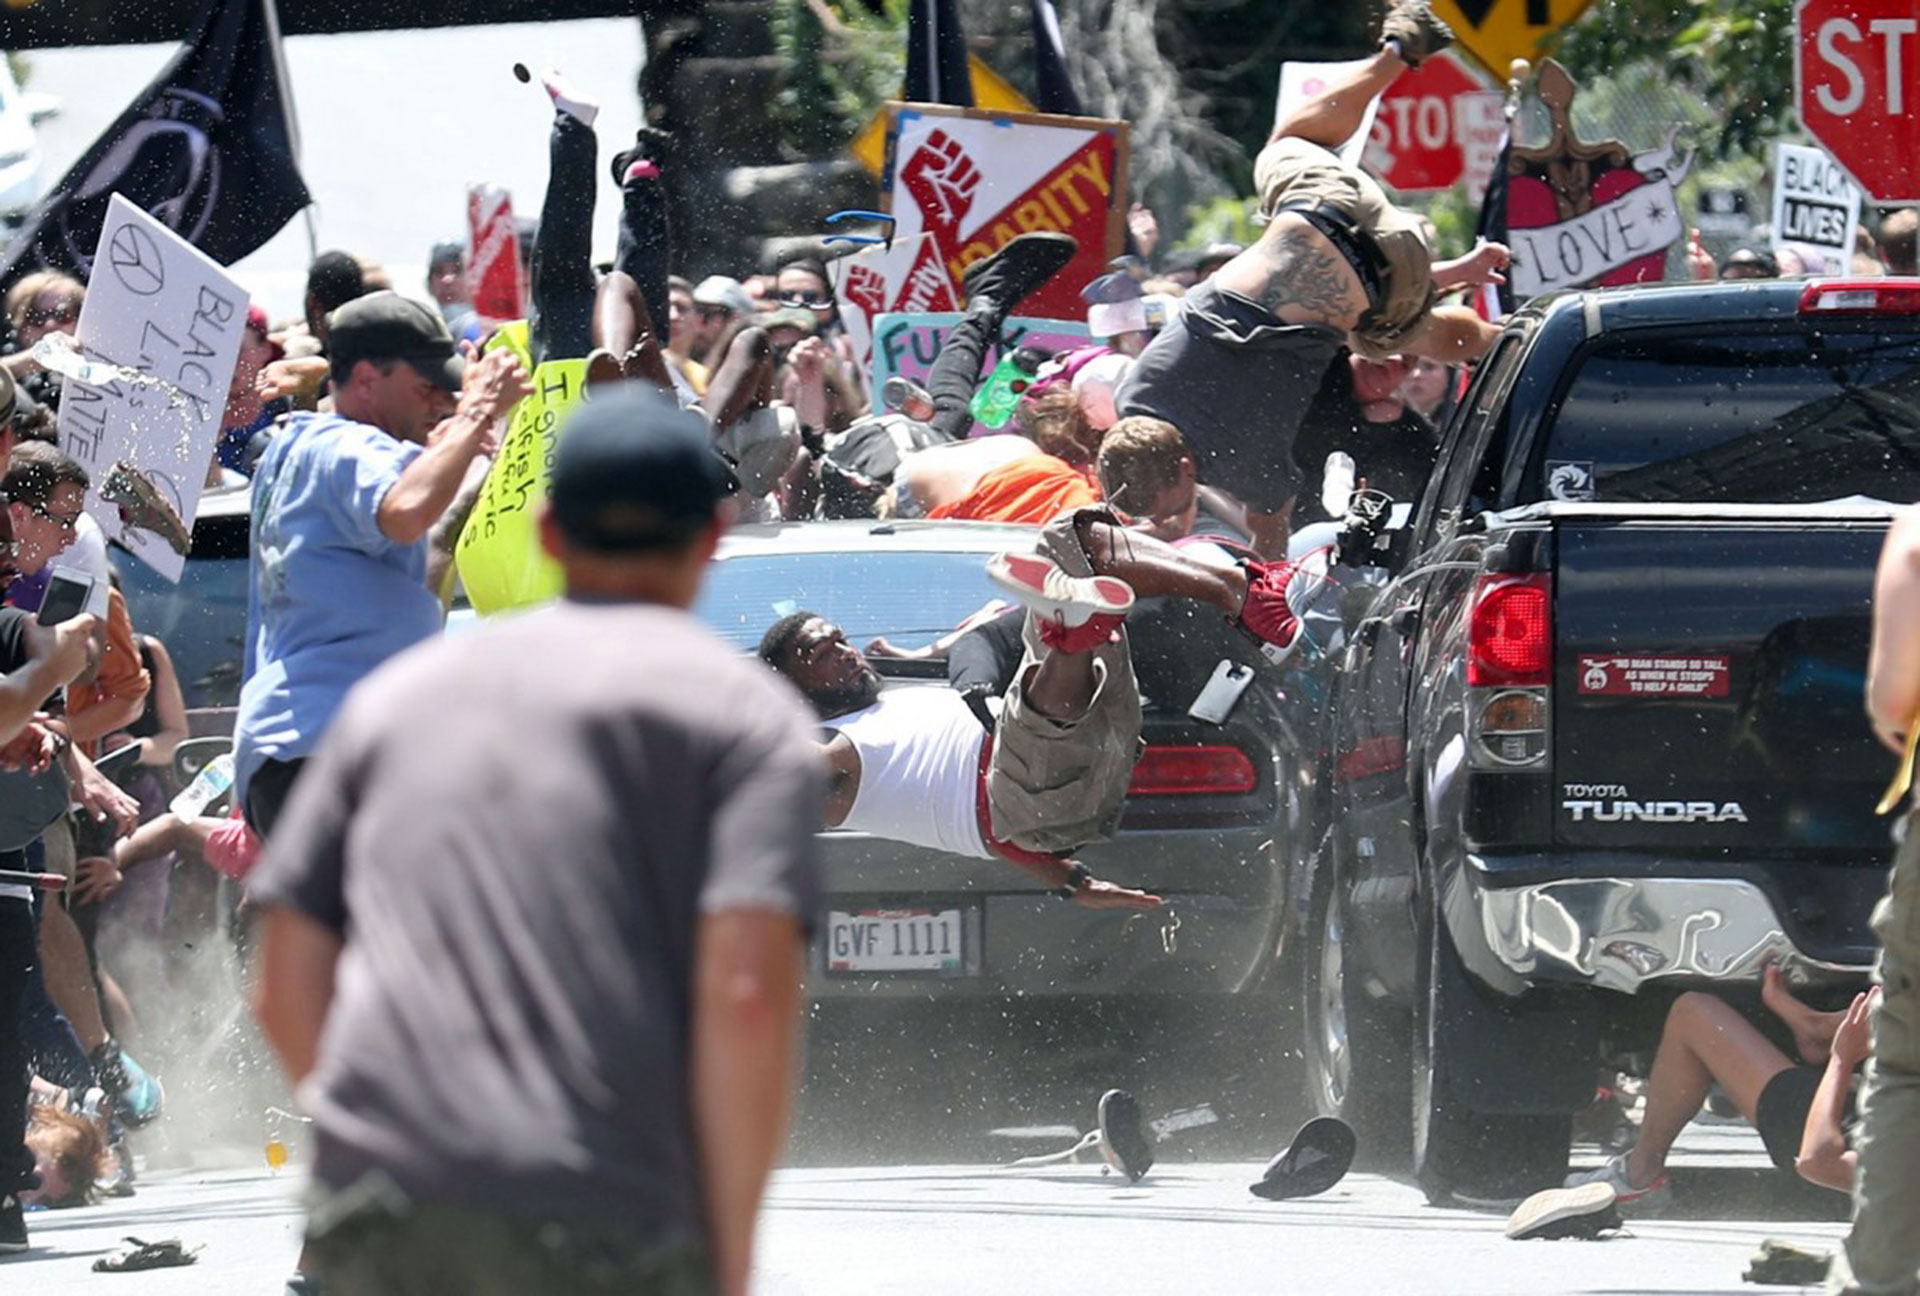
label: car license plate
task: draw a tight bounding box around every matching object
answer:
[826,907,966,974]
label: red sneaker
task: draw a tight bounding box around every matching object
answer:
[1037,611,1127,654]
[988,552,1134,626]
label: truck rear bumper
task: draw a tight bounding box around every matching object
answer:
[1463,857,1874,993]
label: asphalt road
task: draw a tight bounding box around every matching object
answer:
[8,1122,1851,1296]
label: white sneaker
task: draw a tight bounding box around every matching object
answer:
[1563,1151,1671,1213]
[1506,1182,1621,1240]
[541,68,599,126]
[986,552,1134,628]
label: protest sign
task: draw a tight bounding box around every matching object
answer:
[1276,60,1381,167]
[454,330,581,615]
[468,184,526,322]
[55,194,245,582]
[833,232,960,373]
[1771,142,1860,275]
[868,311,1091,424]
[882,104,1126,323]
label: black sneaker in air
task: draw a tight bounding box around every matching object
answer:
[610,125,675,186]
[1379,0,1454,67]
[961,232,1078,312]
[1505,1182,1622,1241]
[1097,1088,1154,1183]
[0,1192,26,1254]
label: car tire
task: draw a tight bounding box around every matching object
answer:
[1301,872,1409,1161]
[1411,895,1571,1205]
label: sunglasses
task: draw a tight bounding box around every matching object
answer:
[25,501,82,530]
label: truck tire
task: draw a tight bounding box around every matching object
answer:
[1301,874,1410,1160]
[1411,899,1571,1204]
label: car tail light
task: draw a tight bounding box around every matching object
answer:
[1798,280,1920,315]
[1467,573,1551,687]
[1127,745,1257,796]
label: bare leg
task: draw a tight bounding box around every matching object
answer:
[702,325,774,434]
[1626,992,1794,1188]
[1272,50,1406,147]
[591,270,674,394]
[1021,640,1100,722]
[1076,516,1249,616]
[39,901,107,1053]
[97,968,136,1044]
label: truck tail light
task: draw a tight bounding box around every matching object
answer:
[1468,573,1551,772]
[1127,745,1257,796]
[1798,280,1920,315]
[1467,573,1551,687]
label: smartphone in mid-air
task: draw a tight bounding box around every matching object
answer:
[37,566,97,627]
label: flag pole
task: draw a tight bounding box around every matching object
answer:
[259,0,316,261]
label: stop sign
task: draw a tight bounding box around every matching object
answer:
[1796,0,1920,201]
[1365,53,1502,193]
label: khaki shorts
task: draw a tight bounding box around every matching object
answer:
[1252,136,1435,357]
[986,508,1144,855]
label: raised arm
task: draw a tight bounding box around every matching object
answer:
[377,348,531,546]
[1797,987,1877,1191]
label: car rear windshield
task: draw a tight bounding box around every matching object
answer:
[697,550,999,652]
[1537,328,1920,505]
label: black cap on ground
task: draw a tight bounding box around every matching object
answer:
[548,384,734,552]
[327,291,464,392]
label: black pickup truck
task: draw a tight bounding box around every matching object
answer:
[1294,277,1917,1202]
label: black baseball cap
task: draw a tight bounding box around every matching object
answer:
[548,385,735,551]
[327,291,464,392]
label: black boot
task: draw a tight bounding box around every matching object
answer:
[961,232,1078,314]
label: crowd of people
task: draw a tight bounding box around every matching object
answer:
[0,2,1917,1293]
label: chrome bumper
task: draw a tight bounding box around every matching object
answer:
[1470,867,1871,993]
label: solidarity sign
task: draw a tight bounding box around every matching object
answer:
[880,104,1128,324]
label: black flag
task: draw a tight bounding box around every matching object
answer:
[1472,126,1515,320]
[1029,0,1085,117]
[905,0,974,107]
[0,0,310,293]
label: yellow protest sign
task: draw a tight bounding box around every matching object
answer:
[851,55,1036,175]
[1431,0,1597,81]
[453,355,586,615]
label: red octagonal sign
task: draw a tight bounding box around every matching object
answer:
[1796,0,1920,202]
[1364,52,1502,195]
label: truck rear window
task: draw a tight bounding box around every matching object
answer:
[1538,330,1920,505]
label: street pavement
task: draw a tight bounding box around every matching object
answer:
[11,1126,1851,1295]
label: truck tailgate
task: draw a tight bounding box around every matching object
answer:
[1552,516,1889,856]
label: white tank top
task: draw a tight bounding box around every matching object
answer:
[824,687,991,859]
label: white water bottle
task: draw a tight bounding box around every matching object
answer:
[170,751,235,820]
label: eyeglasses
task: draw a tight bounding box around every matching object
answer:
[25,502,82,531]
[776,290,835,311]
[24,302,80,328]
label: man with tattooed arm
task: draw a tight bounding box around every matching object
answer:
[1117,0,1511,558]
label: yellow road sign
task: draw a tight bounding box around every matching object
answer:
[851,56,1035,175]
[1431,0,1598,80]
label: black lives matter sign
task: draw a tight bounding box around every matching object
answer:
[1772,143,1860,268]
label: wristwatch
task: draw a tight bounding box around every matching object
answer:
[1052,862,1093,900]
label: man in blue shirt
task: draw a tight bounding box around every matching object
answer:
[236,292,530,838]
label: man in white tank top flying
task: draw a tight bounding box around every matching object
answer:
[758,502,1303,908]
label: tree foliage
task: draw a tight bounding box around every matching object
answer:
[1548,0,1797,160]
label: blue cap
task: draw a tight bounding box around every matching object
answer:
[548,385,734,551]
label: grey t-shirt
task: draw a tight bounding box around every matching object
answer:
[1117,282,1345,513]
[249,599,823,1238]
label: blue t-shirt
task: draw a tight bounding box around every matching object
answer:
[234,412,438,801]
